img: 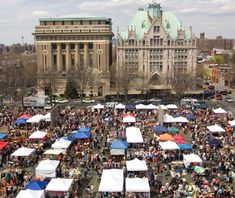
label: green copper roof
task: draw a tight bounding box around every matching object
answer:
[39,17,111,22]
[119,8,192,41]
[120,10,149,41]
[162,11,191,40]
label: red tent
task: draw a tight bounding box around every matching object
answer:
[175,139,186,144]
[173,135,185,141]
[18,114,32,119]
[0,141,9,150]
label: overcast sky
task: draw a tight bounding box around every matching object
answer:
[0,0,234,45]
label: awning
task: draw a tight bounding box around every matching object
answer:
[36,160,60,178]
[126,127,143,143]
[126,178,150,192]
[98,169,124,192]
[11,147,35,157]
[45,178,73,192]
[207,124,225,133]
[159,141,180,150]
[110,141,128,149]
[126,158,148,171]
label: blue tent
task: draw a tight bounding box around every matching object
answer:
[0,133,8,139]
[125,104,136,110]
[207,137,222,146]
[62,136,75,142]
[186,115,196,121]
[79,128,91,133]
[111,141,128,149]
[24,181,48,190]
[73,131,91,139]
[15,118,27,124]
[178,144,193,150]
[153,126,168,133]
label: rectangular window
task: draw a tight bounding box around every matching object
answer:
[88,43,93,49]
[154,26,160,32]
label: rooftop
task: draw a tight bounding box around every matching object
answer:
[39,17,111,22]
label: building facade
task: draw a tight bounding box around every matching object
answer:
[116,3,197,93]
[197,33,234,55]
[33,17,113,96]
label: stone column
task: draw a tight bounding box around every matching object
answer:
[84,43,88,66]
[75,44,79,68]
[57,43,62,72]
[66,44,71,71]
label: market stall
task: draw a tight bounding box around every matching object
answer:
[207,124,225,133]
[126,178,150,197]
[35,160,60,178]
[159,141,180,150]
[126,158,148,171]
[126,127,143,143]
[98,169,124,192]
[16,189,44,198]
[183,154,202,168]
[123,114,136,123]
[110,141,128,155]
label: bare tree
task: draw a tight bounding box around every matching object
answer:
[166,69,195,101]
[115,65,139,102]
[37,68,57,105]
[68,65,99,102]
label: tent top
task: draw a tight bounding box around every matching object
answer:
[29,131,47,139]
[183,153,202,167]
[207,124,225,133]
[24,181,48,190]
[45,178,73,192]
[115,103,126,109]
[126,158,148,171]
[36,160,60,171]
[16,189,44,198]
[159,133,174,141]
[166,104,178,109]
[0,141,9,150]
[11,147,35,157]
[111,141,128,149]
[153,126,168,133]
[126,127,143,143]
[178,144,192,150]
[213,107,227,114]
[99,169,124,192]
[0,133,8,139]
[126,178,150,192]
[51,138,72,149]
[44,149,65,155]
[159,141,180,150]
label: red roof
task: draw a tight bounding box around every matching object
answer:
[0,141,8,150]
[123,114,135,118]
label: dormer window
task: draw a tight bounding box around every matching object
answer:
[154,26,160,33]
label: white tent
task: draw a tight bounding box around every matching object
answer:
[93,103,104,109]
[126,178,150,193]
[44,149,65,155]
[16,189,44,198]
[174,116,189,123]
[36,160,60,178]
[46,178,73,192]
[166,104,178,109]
[98,169,124,192]
[29,131,47,139]
[213,107,227,114]
[228,120,235,126]
[115,103,126,109]
[51,138,72,149]
[136,104,147,110]
[183,154,202,167]
[11,147,35,157]
[163,114,175,123]
[146,104,158,109]
[110,149,125,155]
[126,127,143,143]
[43,113,51,122]
[207,124,225,133]
[123,114,136,123]
[126,158,148,171]
[157,105,168,110]
[159,141,180,150]
[26,114,45,123]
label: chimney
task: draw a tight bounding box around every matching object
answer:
[200,32,205,39]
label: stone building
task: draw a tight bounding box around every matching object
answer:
[116,3,197,94]
[33,17,113,96]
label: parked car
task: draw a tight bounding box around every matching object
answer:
[219,90,228,95]
[216,94,223,100]
[225,96,234,103]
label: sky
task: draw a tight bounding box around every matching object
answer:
[0,0,234,45]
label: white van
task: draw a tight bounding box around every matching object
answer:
[180,98,198,108]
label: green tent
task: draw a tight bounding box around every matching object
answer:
[167,127,180,133]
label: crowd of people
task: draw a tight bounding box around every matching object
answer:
[0,101,234,197]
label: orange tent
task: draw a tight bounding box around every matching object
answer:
[159,133,174,141]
